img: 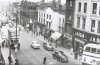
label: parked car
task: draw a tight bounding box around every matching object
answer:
[31,41,40,49]
[52,50,68,62]
[43,42,54,51]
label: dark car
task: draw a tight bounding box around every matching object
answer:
[43,42,54,51]
[52,50,68,62]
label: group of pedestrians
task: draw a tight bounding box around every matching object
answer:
[8,55,19,65]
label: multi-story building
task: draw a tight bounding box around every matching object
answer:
[20,0,38,27]
[37,0,65,45]
[64,0,75,48]
[73,0,100,52]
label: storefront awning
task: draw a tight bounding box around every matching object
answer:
[51,32,62,40]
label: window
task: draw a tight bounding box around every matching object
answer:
[39,17,40,22]
[91,20,95,32]
[47,14,48,19]
[44,13,45,17]
[69,0,72,7]
[91,48,96,53]
[49,15,51,20]
[49,22,51,28]
[78,3,81,12]
[41,18,42,23]
[97,49,100,54]
[85,47,91,52]
[84,3,87,13]
[82,18,86,29]
[44,19,45,24]
[92,3,97,14]
[77,17,80,28]
[97,21,100,33]
[99,7,100,15]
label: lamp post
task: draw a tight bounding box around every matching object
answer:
[16,10,18,43]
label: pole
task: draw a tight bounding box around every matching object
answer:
[16,10,18,43]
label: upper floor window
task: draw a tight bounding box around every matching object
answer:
[47,14,48,19]
[78,3,81,12]
[49,15,51,20]
[97,21,100,33]
[92,3,97,14]
[91,20,95,32]
[44,13,45,17]
[99,6,100,15]
[69,1,72,7]
[44,19,45,24]
[77,17,80,28]
[84,3,87,13]
[82,18,86,30]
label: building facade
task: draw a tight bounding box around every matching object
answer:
[38,5,65,45]
[64,0,75,48]
[73,0,100,53]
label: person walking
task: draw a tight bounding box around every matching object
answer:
[8,55,13,65]
[43,56,47,65]
[15,58,19,65]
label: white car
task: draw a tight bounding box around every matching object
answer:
[31,41,40,49]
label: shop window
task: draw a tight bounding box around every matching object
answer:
[84,3,87,13]
[91,48,96,53]
[97,49,100,54]
[82,18,86,30]
[78,3,81,12]
[97,21,100,33]
[77,17,80,28]
[92,3,97,14]
[85,47,91,52]
[91,20,95,32]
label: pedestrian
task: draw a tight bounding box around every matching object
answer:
[43,56,46,65]
[17,43,20,49]
[8,55,13,65]
[2,40,5,47]
[44,35,45,40]
[15,58,19,65]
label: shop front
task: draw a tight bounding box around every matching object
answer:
[33,22,45,35]
[73,28,100,52]
[50,32,62,48]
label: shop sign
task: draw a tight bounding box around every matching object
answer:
[75,32,84,39]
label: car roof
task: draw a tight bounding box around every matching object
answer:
[32,41,38,43]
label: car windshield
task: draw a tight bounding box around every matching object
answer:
[33,41,38,44]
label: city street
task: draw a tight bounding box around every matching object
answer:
[16,29,81,65]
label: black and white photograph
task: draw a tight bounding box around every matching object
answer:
[0,0,100,65]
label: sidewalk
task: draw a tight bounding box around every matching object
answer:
[1,47,15,65]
